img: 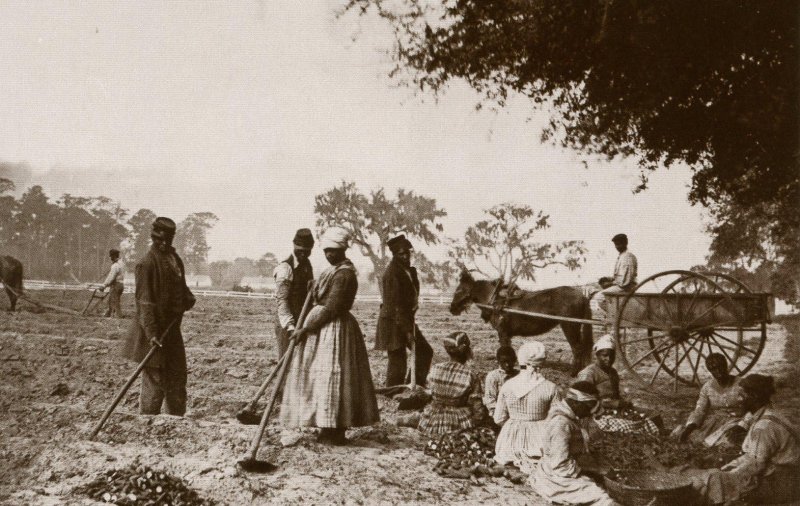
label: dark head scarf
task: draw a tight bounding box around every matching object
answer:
[740,374,776,402]
[443,331,472,360]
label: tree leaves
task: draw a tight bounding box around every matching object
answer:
[314,180,447,280]
[448,202,586,282]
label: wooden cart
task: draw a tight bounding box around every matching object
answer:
[477,269,771,392]
[606,270,771,391]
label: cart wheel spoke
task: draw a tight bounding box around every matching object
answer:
[624,332,671,346]
[648,343,676,386]
[628,340,673,368]
[684,298,729,329]
[711,331,757,355]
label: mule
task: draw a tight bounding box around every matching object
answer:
[450,269,593,375]
[0,255,23,311]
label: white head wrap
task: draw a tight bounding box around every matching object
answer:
[593,334,615,353]
[319,227,350,250]
[505,341,548,399]
[518,341,547,369]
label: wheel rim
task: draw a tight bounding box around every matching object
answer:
[661,271,766,377]
[614,270,744,392]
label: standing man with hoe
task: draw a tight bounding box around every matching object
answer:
[119,217,196,416]
[375,234,433,388]
[272,228,315,360]
[99,248,125,318]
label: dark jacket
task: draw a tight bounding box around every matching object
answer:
[375,258,419,351]
[120,245,195,368]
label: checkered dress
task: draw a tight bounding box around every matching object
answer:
[418,361,483,436]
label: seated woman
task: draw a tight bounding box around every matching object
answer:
[690,374,800,505]
[673,353,747,447]
[576,334,631,410]
[531,381,617,506]
[417,332,485,436]
[494,341,561,474]
[483,345,518,415]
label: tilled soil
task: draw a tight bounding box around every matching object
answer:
[1,291,797,505]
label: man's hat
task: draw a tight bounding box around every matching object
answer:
[293,228,315,249]
[151,217,177,239]
[388,234,413,254]
[612,233,628,244]
[109,248,120,256]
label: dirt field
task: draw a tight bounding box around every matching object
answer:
[1,290,798,505]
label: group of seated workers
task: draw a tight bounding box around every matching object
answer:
[403,330,799,505]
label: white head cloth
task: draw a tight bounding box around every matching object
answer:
[593,334,615,353]
[506,341,547,399]
[518,341,547,369]
[319,227,350,250]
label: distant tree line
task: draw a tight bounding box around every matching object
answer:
[0,179,223,282]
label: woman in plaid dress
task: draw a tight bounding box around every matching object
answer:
[494,341,562,473]
[279,227,379,445]
[418,332,485,436]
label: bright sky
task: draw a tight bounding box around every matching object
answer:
[0,1,711,286]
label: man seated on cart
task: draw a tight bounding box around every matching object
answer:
[592,233,638,321]
[578,335,660,436]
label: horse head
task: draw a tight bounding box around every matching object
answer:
[449,268,475,315]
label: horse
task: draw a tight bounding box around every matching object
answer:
[449,269,594,375]
[0,255,23,311]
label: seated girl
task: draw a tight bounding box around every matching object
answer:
[689,374,800,505]
[494,341,561,474]
[483,345,518,415]
[576,334,631,410]
[417,332,486,436]
[531,381,617,506]
[673,353,748,447]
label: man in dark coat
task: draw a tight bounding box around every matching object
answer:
[272,228,314,359]
[375,234,433,387]
[120,217,195,416]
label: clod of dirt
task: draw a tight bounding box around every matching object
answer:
[425,428,504,480]
[50,383,70,396]
[73,464,215,505]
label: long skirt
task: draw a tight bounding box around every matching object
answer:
[494,419,549,473]
[531,465,616,506]
[279,309,379,428]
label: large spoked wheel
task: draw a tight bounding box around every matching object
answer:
[660,271,767,378]
[614,270,751,392]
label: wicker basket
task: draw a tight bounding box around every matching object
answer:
[604,469,697,506]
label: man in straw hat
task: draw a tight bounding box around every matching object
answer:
[375,234,433,388]
[273,228,315,359]
[280,227,379,445]
[120,217,196,415]
[99,248,125,318]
